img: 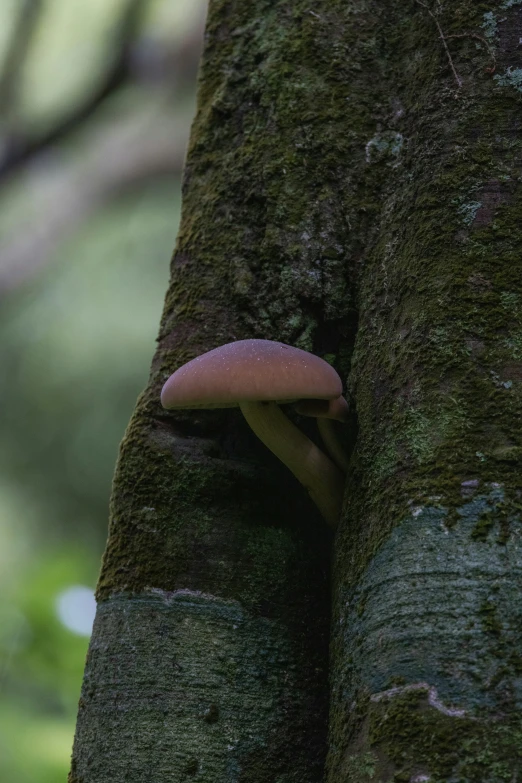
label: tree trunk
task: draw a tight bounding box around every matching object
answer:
[68,0,384,780]
[70,0,522,780]
[328,2,522,781]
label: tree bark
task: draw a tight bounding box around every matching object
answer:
[68,0,384,780]
[328,2,522,780]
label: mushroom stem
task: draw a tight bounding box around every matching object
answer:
[239,401,345,528]
[317,418,350,473]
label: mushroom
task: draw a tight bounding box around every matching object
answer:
[160,339,346,528]
[294,396,350,474]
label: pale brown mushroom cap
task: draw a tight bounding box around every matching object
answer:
[161,339,342,410]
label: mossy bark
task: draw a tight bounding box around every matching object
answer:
[69,1,386,781]
[329,1,522,781]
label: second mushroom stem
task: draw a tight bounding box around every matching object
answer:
[317,419,350,474]
[239,400,345,528]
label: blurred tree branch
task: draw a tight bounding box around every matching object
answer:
[0,0,203,179]
[0,1,206,294]
[0,108,189,294]
[0,0,44,123]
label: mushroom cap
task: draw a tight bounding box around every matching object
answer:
[161,339,342,410]
[294,395,349,422]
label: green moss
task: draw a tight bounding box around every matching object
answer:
[470,511,495,541]
[343,752,376,781]
[364,689,522,783]
[98,404,330,610]
[479,599,503,637]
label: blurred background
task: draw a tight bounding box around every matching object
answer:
[0,1,207,779]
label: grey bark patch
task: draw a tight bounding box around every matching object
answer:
[71,590,306,782]
[335,494,522,713]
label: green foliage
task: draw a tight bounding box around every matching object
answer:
[0,548,97,783]
[0,179,181,781]
[0,181,178,543]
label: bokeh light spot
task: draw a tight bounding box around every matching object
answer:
[55,586,96,636]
